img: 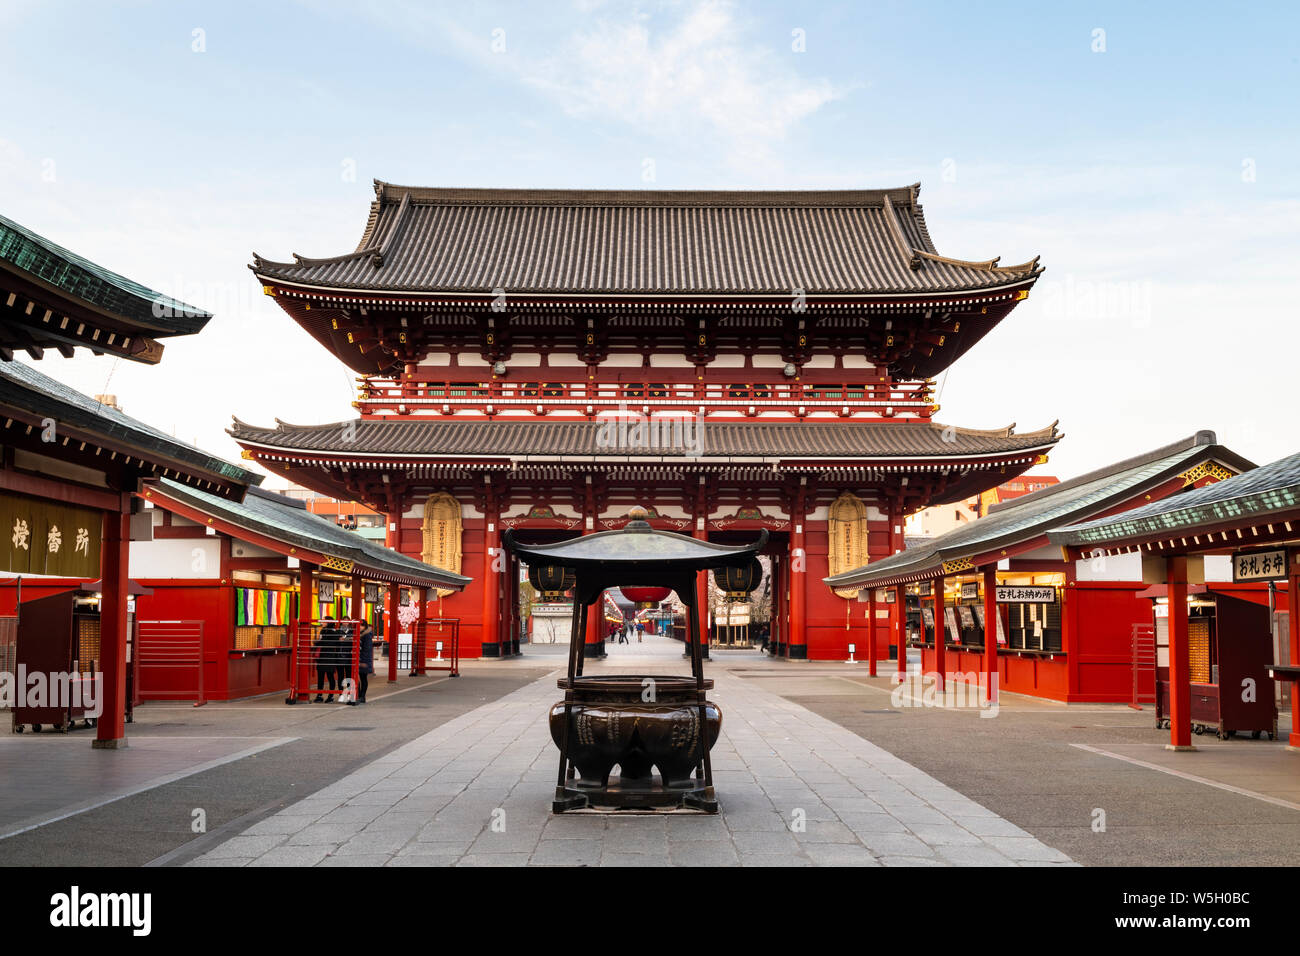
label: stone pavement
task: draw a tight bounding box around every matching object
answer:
[0,735,294,839]
[186,637,1074,867]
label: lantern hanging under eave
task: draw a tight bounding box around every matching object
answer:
[528,563,576,600]
[713,558,763,601]
[621,586,672,608]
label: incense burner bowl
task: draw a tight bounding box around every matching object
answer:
[550,675,721,790]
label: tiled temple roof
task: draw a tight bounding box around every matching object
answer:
[252,181,1042,296]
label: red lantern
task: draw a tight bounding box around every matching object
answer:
[621,586,672,604]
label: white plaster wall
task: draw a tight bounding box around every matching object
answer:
[1074,550,1143,582]
[129,539,221,579]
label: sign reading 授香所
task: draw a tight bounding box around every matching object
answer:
[0,491,101,577]
[1231,547,1288,583]
[996,585,1057,604]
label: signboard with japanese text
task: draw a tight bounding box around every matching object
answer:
[318,579,336,603]
[0,492,100,578]
[1231,548,1288,583]
[960,582,979,602]
[996,585,1057,604]
[944,606,961,645]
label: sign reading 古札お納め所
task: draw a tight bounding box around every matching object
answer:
[0,491,102,578]
[996,585,1057,604]
[1231,547,1288,583]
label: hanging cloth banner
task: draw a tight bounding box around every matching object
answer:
[236,588,291,626]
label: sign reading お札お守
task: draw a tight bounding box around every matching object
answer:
[0,491,101,577]
[1231,547,1288,582]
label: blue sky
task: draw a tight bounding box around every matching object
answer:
[1,0,1296,481]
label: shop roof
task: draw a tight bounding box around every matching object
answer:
[146,479,470,590]
[824,431,1257,588]
[252,181,1042,297]
[0,212,210,363]
[0,358,257,498]
[1048,449,1300,550]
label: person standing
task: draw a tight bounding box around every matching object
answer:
[314,616,340,702]
[355,622,374,704]
[336,620,355,700]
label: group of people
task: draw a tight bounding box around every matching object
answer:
[314,615,375,704]
[607,621,644,644]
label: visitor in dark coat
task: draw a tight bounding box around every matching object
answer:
[356,623,374,704]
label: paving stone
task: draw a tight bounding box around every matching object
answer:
[735,850,813,867]
[879,856,951,867]
[906,823,984,846]
[857,832,936,857]
[249,845,331,867]
[242,814,322,836]
[202,834,287,858]
[285,823,359,846]
[187,856,252,867]
[461,852,534,866]
[801,843,881,866]
[319,853,393,867]
[934,844,1018,866]
[531,839,602,866]
[984,836,1073,862]
[668,840,740,867]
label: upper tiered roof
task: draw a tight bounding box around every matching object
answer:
[252,181,1042,297]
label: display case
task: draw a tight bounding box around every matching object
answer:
[1155,592,1278,740]
[11,587,138,733]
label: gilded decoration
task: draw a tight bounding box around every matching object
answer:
[828,492,869,598]
[421,492,463,597]
[1177,461,1236,487]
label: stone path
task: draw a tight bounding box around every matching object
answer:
[186,652,1075,867]
[0,735,294,840]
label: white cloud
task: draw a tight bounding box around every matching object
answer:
[518,1,841,165]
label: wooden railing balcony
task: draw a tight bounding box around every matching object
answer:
[354,378,937,419]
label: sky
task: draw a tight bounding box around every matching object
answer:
[0,0,1296,488]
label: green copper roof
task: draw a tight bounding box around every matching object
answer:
[0,358,257,489]
[1050,449,1300,547]
[0,212,210,334]
[825,432,1256,587]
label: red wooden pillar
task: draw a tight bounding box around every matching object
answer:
[294,560,316,703]
[789,514,807,660]
[415,586,428,675]
[585,590,603,657]
[894,586,907,680]
[382,509,397,681]
[93,508,130,749]
[1288,555,1300,749]
[982,566,998,705]
[1166,556,1193,749]
[866,589,878,675]
[481,501,501,657]
[350,571,364,622]
[769,548,780,655]
[693,526,710,660]
[932,574,945,691]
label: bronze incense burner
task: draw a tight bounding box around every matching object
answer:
[505,508,765,813]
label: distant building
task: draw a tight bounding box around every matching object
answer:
[905,474,1061,539]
